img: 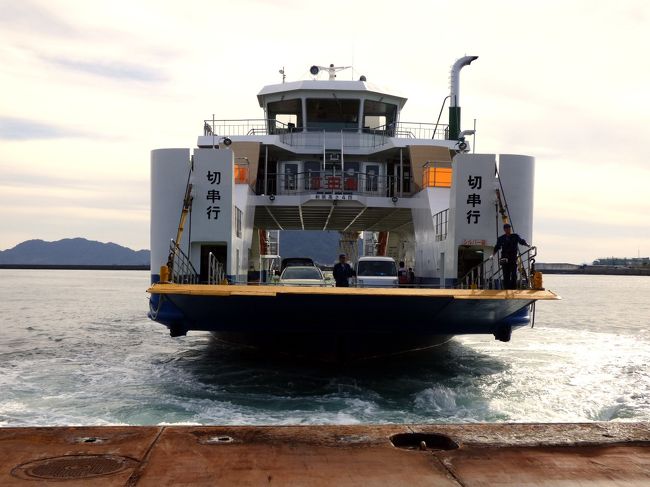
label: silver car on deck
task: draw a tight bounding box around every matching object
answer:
[279,266,327,286]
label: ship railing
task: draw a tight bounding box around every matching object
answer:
[279,127,388,149]
[203,119,290,137]
[374,122,449,140]
[260,171,412,198]
[202,119,449,142]
[168,239,199,284]
[207,252,225,285]
[456,246,538,290]
[433,208,449,242]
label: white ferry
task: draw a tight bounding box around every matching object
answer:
[147,57,559,361]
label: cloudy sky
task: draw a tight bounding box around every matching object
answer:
[1,0,648,263]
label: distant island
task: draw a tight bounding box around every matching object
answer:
[0,238,150,269]
[279,230,341,265]
[0,233,340,270]
[2,237,648,276]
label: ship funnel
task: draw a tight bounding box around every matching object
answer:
[448,55,478,140]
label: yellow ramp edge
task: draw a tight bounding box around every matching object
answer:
[147,283,560,301]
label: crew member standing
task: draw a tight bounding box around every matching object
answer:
[492,223,530,290]
[333,254,355,287]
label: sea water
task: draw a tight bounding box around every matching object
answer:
[1,270,649,426]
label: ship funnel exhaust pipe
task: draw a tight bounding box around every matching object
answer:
[448,56,478,140]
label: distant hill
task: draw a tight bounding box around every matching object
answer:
[279,231,341,266]
[0,238,150,266]
[0,233,347,267]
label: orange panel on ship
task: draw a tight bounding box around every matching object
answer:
[422,167,452,188]
[235,166,249,184]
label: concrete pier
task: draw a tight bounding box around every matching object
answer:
[2,423,649,485]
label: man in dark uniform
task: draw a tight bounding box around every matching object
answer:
[492,223,530,290]
[333,253,355,287]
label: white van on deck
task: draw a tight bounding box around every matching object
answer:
[355,256,399,288]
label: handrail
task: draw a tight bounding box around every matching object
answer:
[456,246,538,290]
[259,171,411,197]
[433,96,451,139]
[207,252,225,285]
[203,119,289,137]
[202,119,449,140]
[432,208,449,241]
[278,128,388,149]
[168,239,199,284]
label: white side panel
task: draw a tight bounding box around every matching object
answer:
[232,183,255,282]
[449,154,498,278]
[150,148,191,276]
[450,154,497,247]
[190,148,234,242]
[189,148,235,274]
[498,154,535,244]
[412,187,451,278]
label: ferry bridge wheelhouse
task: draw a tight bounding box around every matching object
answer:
[199,77,461,250]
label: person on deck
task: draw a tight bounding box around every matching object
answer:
[492,223,530,290]
[333,254,355,287]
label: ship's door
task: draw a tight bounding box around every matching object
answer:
[364,163,380,193]
[457,246,484,282]
[304,161,321,191]
[200,244,227,283]
[283,163,299,191]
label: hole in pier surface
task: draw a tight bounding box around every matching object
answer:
[74,437,106,444]
[202,435,235,444]
[390,433,459,451]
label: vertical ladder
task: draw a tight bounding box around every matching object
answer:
[258,229,281,283]
[362,231,378,256]
[338,231,360,265]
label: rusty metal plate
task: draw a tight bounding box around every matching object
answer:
[12,454,138,480]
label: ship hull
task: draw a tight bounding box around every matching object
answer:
[211,331,454,362]
[148,284,552,361]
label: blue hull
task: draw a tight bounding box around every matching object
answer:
[148,287,533,360]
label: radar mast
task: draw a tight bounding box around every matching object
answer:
[309,64,351,80]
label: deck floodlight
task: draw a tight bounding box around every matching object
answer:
[310,65,320,76]
[269,194,275,201]
[392,196,398,203]
[222,137,232,146]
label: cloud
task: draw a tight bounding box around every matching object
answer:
[40,55,166,82]
[0,167,148,208]
[0,117,96,140]
[534,214,650,263]
[0,1,80,38]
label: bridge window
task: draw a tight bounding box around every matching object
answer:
[268,99,302,131]
[306,99,359,130]
[363,100,397,131]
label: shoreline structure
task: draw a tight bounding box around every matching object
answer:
[2,263,650,276]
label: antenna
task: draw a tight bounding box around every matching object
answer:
[278,67,286,83]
